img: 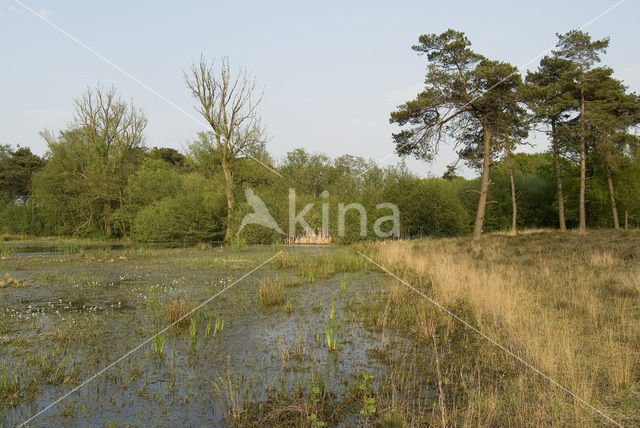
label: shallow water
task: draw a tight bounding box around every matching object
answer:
[0,245,409,427]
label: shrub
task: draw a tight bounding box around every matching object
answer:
[133,174,226,242]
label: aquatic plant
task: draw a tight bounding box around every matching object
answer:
[307,270,316,283]
[166,296,194,324]
[258,279,284,306]
[204,315,224,339]
[211,370,250,425]
[151,333,165,357]
[274,251,296,269]
[359,397,376,417]
[64,244,80,255]
[0,364,21,406]
[214,315,224,336]
[0,246,15,258]
[324,300,338,352]
[205,319,212,338]
[309,376,326,409]
[145,286,164,324]
[349,374,377,420]
[307,413,326,427]
[189,316,198,341]
[340,274,348,290]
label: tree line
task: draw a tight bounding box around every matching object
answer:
[1,29,639,243]
[391,29,640,238]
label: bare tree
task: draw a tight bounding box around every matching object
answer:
[185,57,266,244]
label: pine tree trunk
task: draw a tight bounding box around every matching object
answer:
[473,127,492,239]
[551,121,566,231]
[579,88,587,233]
[221,157,235,245]
[505,140,517,235]
[605,165,620,230]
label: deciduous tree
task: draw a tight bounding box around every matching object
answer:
[39,86,147,236]
[185,57,267,244]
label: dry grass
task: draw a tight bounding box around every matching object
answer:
[165,296,195,324]
[366,229,640,427]
[258,279,284,306]
[0,274,26,288]
[274,252,297,269]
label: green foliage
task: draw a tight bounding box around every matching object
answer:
[63,245,80,255]
[35,87,147,237]
[3,30,640,241]
[0,145,45,204]
[485,153,557,231]
[0,202,42,235]
[230,236,248,252]
[133,174,226,242]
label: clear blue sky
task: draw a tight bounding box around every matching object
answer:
[1,0,638,178]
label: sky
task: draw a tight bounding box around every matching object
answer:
[1,0,638,178]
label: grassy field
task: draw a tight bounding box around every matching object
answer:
[363,229,640,427]
[1,231,639,426]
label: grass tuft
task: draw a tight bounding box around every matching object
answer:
[0,273,26,288]
[166,296,195,324]
[258,279,284,306]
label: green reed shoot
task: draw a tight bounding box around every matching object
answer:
[151,333,165,357]
[190,317,198,341]
[214,315,224,336]
[205,319,212,338]
[324,300,337,351]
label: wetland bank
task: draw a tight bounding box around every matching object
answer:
[2,230,640,427]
